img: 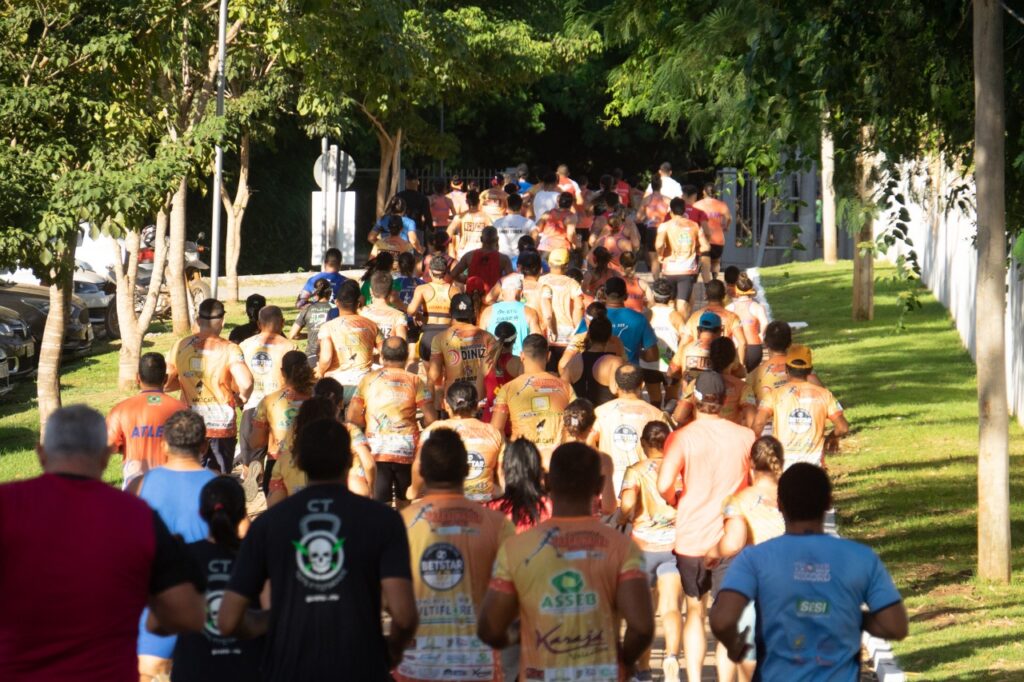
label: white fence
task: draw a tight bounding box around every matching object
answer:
[884,160,1024,425]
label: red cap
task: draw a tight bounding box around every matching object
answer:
[465,276,488,295]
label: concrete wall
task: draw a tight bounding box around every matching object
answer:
[884,160,1024,424]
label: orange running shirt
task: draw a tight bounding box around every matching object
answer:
[239,333,297,410]
[538,273,583,345]
[727,296,766,345]
[397,494,515,682]
[592,398,670,493]
[319,313,378,386]
[492,372,575,466]
[420,418,505,501]
[682,372,753,424]
[640,193,669,227]
[683,305,744,344]
[758,381,843,468]
[351,367,432,463]
[371,235,414,258]
[693,197,731,246]
[722,488,785,547]
[359,303,407,351]
[107,390,186,485]
[452,210,493,259]
[657,218,701,276]
[252,387,308,461]
[537,209,573,252]
[268,424,368,496]
[661,418,754,556]
[746,355,790,403]
[430,326,499,401]
[620,458,679,552]
[448,189,469,216]
[430,194,456,228]
[489,517,645,681]
[168,335,246,438]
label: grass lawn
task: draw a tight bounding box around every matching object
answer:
[759,260,1024,681]
[1,263,1022,678]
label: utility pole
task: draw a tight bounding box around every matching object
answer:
[209,0,228,299]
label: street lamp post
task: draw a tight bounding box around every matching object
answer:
[209,0,228,300]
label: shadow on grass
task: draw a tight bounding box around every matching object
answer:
[0,427,38,457]
[902,632,1024,674]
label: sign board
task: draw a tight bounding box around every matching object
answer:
[311,191,356,266]
[313,151,357,191]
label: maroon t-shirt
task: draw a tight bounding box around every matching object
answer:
[0,473,193,682]
[685,205,708,225]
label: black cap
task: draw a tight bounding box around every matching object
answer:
[693,371,726,403]
[604,276,626,299]
[494,321,517,344]
[450,294,476,321]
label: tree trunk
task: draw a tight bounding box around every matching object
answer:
[389,127,403,200]
[375,132,395,218]
[37,257,72,434]
[973,0,1010,583]
[168,176,190,336]
[821,127,838,264]
[223,132,251,303]
[852,128,875,321]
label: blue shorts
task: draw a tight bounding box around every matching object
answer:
[643,550,678,587]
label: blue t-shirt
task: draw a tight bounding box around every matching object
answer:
[487,301,530,356]
[301,271,347,301]
[721,533,902,682]
[517,180,533,193]
[510,254,550,274]
[575,306,656,363]
[372,215,416,241]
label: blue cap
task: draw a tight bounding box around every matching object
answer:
[698,311,722,330]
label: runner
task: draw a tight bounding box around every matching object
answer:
[359,252,401,306]
[0,406,203,682]
[711,464,908,678]
[288,278,333,367]
[509,234,549,274]
[370,196,420,252]
[248,350,314,495]
[538,248,584,369]
[428,294,499,414]
[752,344,849,469]
[694,181,733,280]
[428,179,456,232]
[422,230,454,282]
[477,443,654,682]
[723,265,741,302]
[316,280,378,405]
[347,337,436,506]
[560,399,618,517]
[481,176,509,222]
[295,248,347,308]
[170,476,263,682]
[656,198,709,319]
[218,419,418,681]
[587,276,659,365]
[481,322,522,426]
[555,164,583,206]
[646,161,683,199]
[559,305,626,406]
[674,336,754,427]
[531,173,561,219]
[448,175,469,216]
[589,196,641,268]
[657,371,754,682]
[412,381,505,502]
[486,438,551,532]
[370,215,415,258]
[581,245,615,298]
[533,192,577,259]
[359,271,409,357]
[408,257,463,360]
[619,422,684,682]
[396,176,432,236]
[642,279,685,409]
[491,334,576,469]
[680,280,747,364]
[493,193,536,259]
[480,274,542,357]
[590,363,671,494]
[448,190,493,259]
[619,250,655,314]
[637,175,670,277]
[107,352,186,491]
[682,185,711,283]
[136,410,218,681]
[726,272,770,371]
[397,428,514,682]
[612,168,633,208]
[228,293,266,344]
[450,225,513,290]
[166,298,253,473]
[515,164,532,193]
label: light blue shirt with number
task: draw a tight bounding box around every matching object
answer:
[720,533,902,682]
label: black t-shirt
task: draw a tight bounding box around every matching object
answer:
[172,541,263,682]
[295,302,332,361]
[229,321,259,345]
[227,484,412,681]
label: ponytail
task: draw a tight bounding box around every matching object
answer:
[282,350,315,394]
[199,477,246,551]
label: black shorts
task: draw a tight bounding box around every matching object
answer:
[744,344,764,373]
[664,274,698,302]
[645,226,659,253]
[707,244,724,261]
[546,345,566,373]
[642,368,665,385]
[418,323,450,361]
[675,553,732,599]
[205,437,237,473]
[373,461,412,505]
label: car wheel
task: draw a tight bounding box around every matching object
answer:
[104,300,120,340]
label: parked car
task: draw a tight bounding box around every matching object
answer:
[0,305,36,380]
[0,280,93,358]
[73,263,119,339]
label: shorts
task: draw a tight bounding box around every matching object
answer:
[205,437,237,473]
[744,344,764,373]
[419,323,450,361]
[675,553,732,599]
[645,226,659,253]
[374,461,412,505]
[643,550,678,587]
[707,244,725,261]
[642,368,665,385]
[664,274,698,302]
[546,344,566,373]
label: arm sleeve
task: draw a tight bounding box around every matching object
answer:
[488,542,516,594]
[827,391,843,419]
[864,550,902,612]
[252,397,269,426]
[107,410,125,450]
[149,511,205,595]
[227,515,269,600]
[492,384,510,414]
[718,546,758,600]
[379,508,413,580]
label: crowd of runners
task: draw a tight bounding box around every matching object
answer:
[0,163,909,682]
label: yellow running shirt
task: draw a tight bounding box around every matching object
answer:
[168,335,245,438]
[591,398,670,493]
[252,387,308,460]
[759,381,843,468]
[319,313,378,386]
[722,488,784,546]
[621,458,679,552]
[489,517,645,681]
[239,334,297,410]
[430,326,499,401]
[268,424,369,496]
[359,303,407,352]
[420,418,504,501]
[351,367,432,463]
[538,273,583,345]
[492,372,575,467]
[397,494,514,682]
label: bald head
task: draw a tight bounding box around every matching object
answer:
[39,405,110,478]
[381,336,409,365]
[258,305,284,334]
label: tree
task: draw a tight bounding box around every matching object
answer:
[973,0,1010,583]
